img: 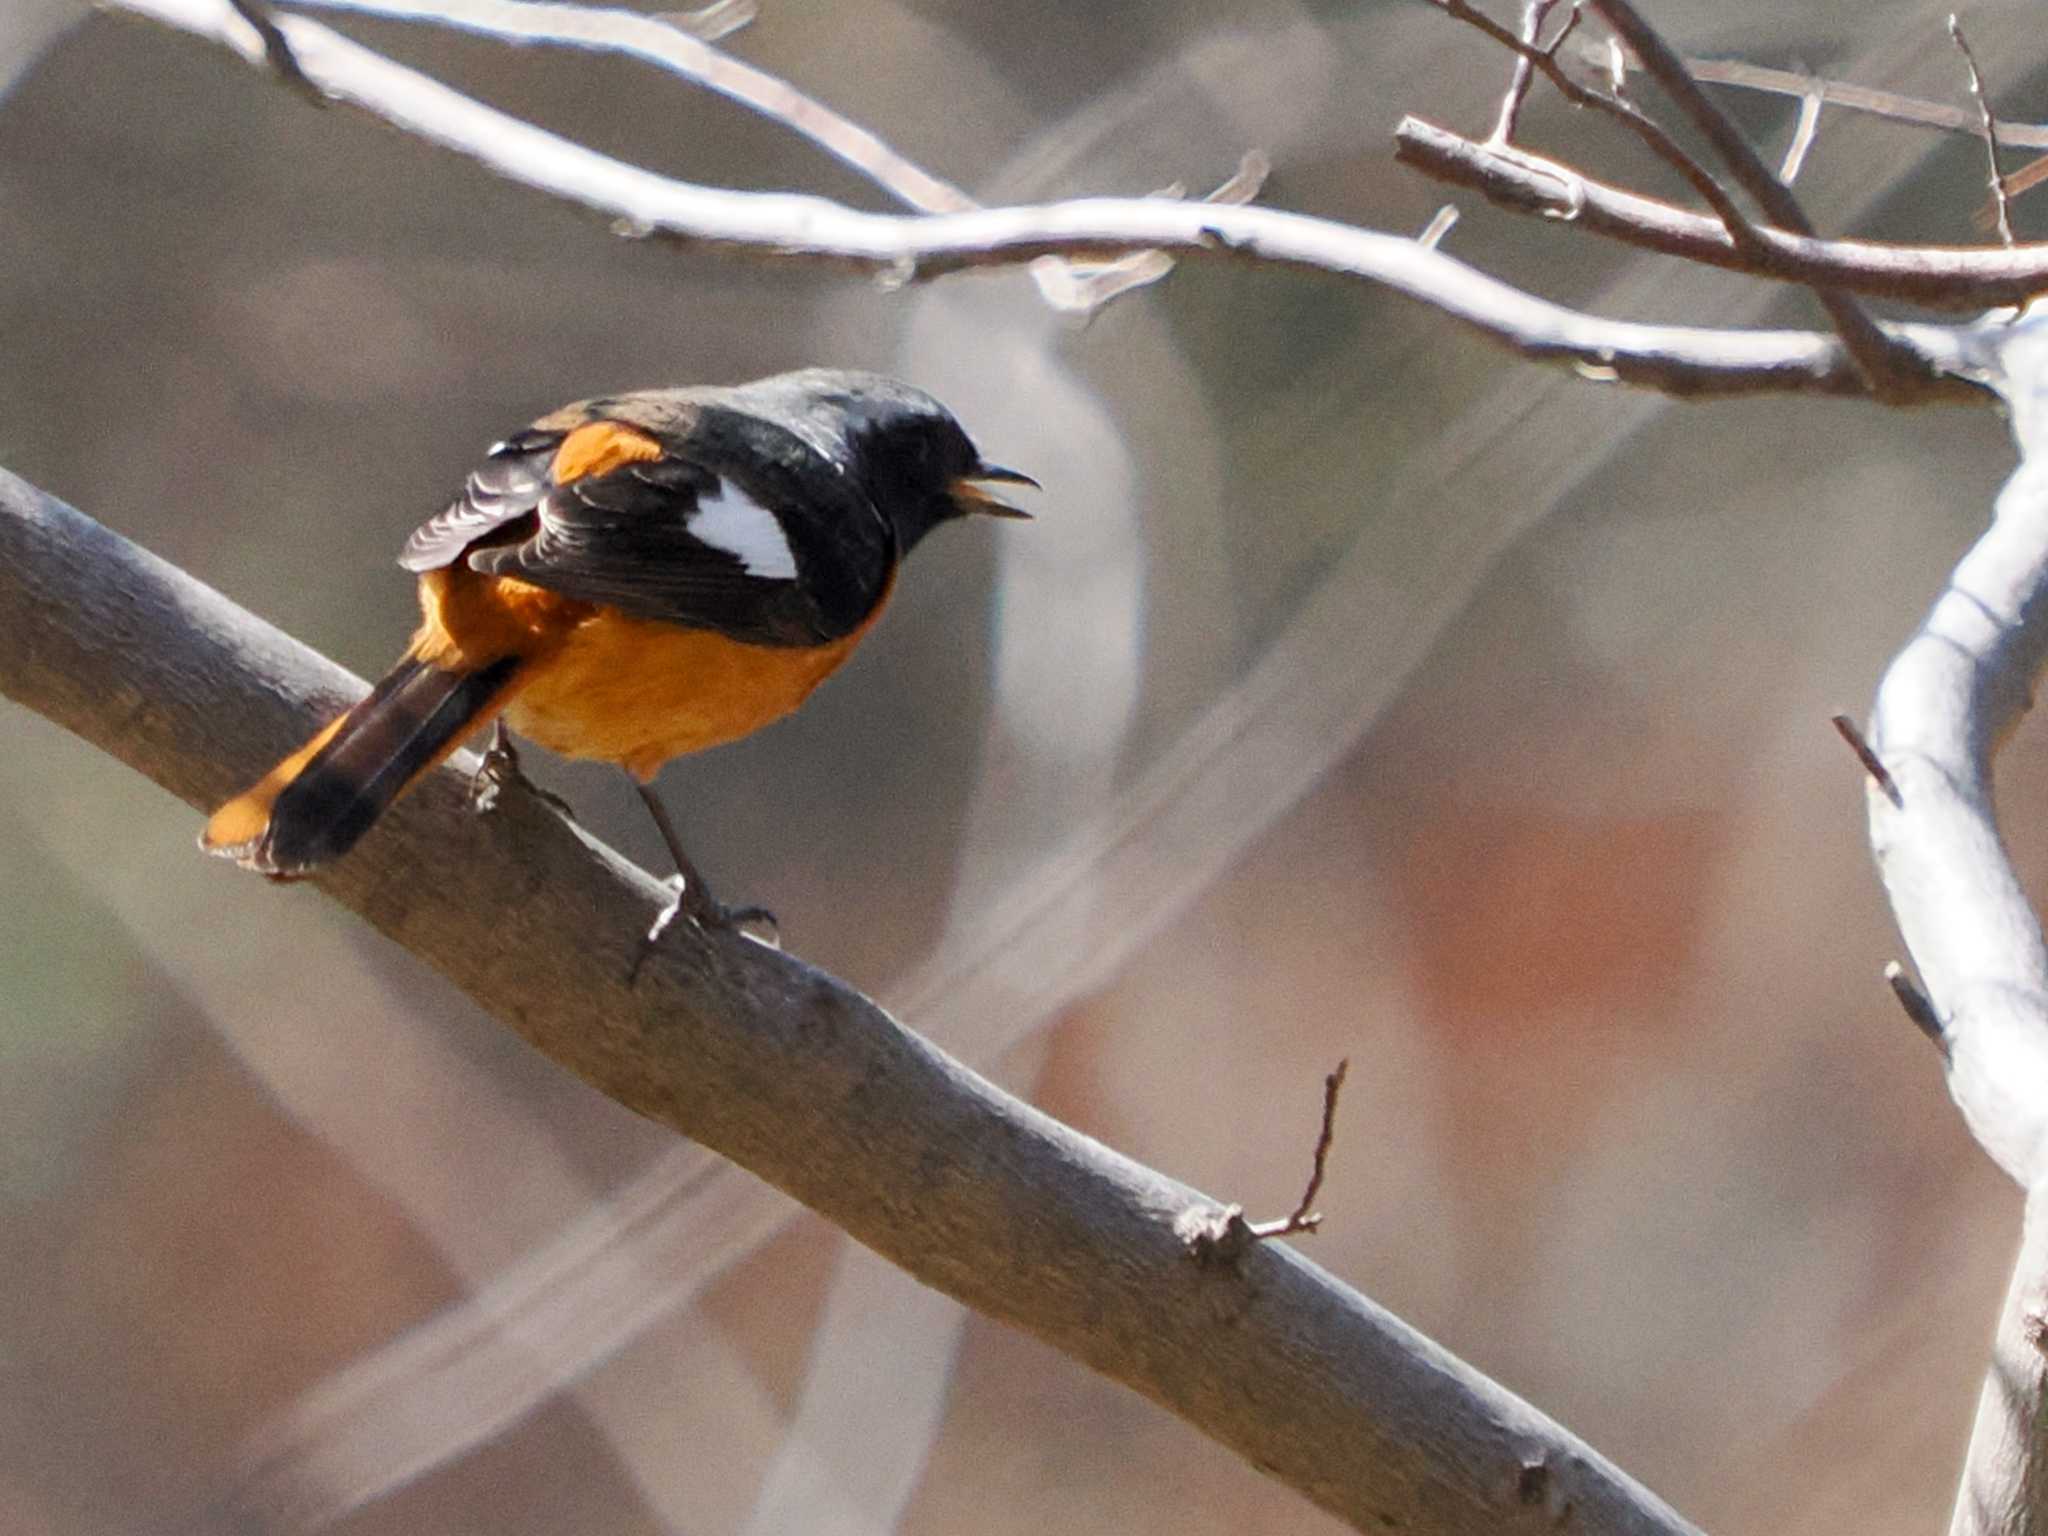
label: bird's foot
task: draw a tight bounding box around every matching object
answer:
[629,876,780,985]
[470,729,575,820]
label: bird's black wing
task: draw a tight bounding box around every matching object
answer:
[398,428,566,573]
[467,449,888,647]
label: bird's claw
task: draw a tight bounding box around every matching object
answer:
[628,878,780,985]
[470,731,575,820]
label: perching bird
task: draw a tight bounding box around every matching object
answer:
[203,367,1034,940]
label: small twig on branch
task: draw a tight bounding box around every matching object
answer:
[1778,74,1823,185]
[1948,14,2015,247]
[1417,203,1460,249]
[1180,1059,1351,1263]
[1247,1058,1351,1240]
[227,0,324,101]
[1832,712,1902,808]
[1884,961,1948,1054]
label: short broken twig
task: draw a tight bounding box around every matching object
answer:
[1832,713,1903,808]
[1884,960,1948,1054]
[1779,74,1824,185]
[228,0,326,102]
[1417,203,1461,250]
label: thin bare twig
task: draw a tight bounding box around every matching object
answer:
[1681,55,2048,149]
[1177,1059,1353,1263]
[1584,0,1916,399]
[1246,1059,1352,1241]
[1948,14,2015,247]
[1832,712,1903,808]
[1490,0,1566,145]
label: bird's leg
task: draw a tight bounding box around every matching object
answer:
[470,720,574,819]
[630,780,778,981]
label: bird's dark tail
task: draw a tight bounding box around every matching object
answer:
[203,651,524,877]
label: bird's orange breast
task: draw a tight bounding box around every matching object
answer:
[501,598,885,783]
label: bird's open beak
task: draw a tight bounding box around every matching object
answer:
[951,462,1039,519]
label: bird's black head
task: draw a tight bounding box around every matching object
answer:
[762,369,1036,553]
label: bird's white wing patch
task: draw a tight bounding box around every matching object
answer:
[688,481,799,580]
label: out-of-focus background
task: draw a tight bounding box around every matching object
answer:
[3,1,2042,1532]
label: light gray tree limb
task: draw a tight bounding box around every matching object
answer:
[0,466,1702,1536]
[1861,309,2048,1536]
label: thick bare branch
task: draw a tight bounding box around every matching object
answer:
[1859,306,2048,1536]
[0,467,1705,1536]
[1395,116,2048,312]
[1865,308,2048,1192]
[1951,1193,2048,1536]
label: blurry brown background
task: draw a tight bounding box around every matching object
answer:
[2,1,2042,1532]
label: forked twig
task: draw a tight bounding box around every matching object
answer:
[1179,1059,1352,1263]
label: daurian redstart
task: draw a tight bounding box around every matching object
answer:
[203,368,1034,934]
